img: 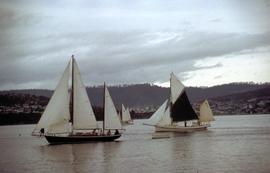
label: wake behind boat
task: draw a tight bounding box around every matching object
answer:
[144,73,214,132]
[32,55,122,144]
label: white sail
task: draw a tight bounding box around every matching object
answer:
[157,106,171,126]
[143,99,168,126]
[33,61,71,134]
[122,104,132,122]
[170,73,185,104]
[47,121,71,134]
[121,104,126,121]
[104,85,122,129]
[73,59,98,130]
[199,100,215,122]
[126,108,132,121]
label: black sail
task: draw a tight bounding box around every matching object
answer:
[171,91,198,122]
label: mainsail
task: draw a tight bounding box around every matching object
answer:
[199,99,214,123]
[126,108,132,121]
[104,85,122,130]
[73,59,98,130]
[122,104,132,122]
[170,73,198,122]
[33,61,71,134]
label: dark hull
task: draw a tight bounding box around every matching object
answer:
[45,134,121,144]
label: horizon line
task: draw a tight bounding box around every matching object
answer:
[0,81,269,92]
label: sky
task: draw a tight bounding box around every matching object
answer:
[0,0,270,90]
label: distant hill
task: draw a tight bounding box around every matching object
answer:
[0,83,269,125]
[211,86,270,102]
[205,86,270,115]
[1,82,269,109]
[187,82,270,102]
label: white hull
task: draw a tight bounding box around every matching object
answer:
[155,124,208,132]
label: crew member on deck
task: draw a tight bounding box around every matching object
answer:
[114,129,119,135]
[92,129,97,136]
[107,129,111,136]
[40,128,45,136]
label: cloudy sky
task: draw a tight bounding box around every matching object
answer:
[0,0,270,90]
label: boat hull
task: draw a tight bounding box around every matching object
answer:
[45,134,121,144]
[122,121,134,125]
[155,125,207,132]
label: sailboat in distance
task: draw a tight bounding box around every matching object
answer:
[32,55,122,144]
[121,104,133,125]
[144,73,210,132]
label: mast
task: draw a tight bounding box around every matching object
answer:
[70,55,74,125]
[170,73,173,125]
[103,82,105,133]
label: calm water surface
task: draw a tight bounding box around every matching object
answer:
[0,114,270,173]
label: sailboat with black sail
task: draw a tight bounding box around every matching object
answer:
[144,73,211,132]
[32,56,122,144]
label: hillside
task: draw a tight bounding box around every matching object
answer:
[0,83,269,125]
[1,82,269,110]
[206,86,270,114]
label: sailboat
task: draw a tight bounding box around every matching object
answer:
[198,99,215,126]
[144,73,210,132]
[120,104,133,124]
[32,56,122,144]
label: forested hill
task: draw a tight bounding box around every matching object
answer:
[1,82,269,109]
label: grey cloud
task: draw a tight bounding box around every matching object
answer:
[1,0,270,89]
[1,30,270,89]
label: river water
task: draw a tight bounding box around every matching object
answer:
[0,114,270,173]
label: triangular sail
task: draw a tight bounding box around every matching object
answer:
[170,73,198,122]
[170,73,185,105]
[143,99,168,126]
[121,104,126,121]
[33,61,71,134]
[73,59,98,130]
[126,108,132,122]
[104,85,122,129]
[199,100,215,122]
[122,104,132,122]
[171,91,198,121]
[157,106,171,126]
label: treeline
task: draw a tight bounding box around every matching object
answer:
[0,108,153,126]
[1,82,269,109]
[0,93,49,106]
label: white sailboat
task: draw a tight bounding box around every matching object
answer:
[32,56,122,144]
[144,73,211,132]
[121,104,133,124]
[198,99,215,126]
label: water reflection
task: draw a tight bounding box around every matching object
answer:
[38,141,123,173]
